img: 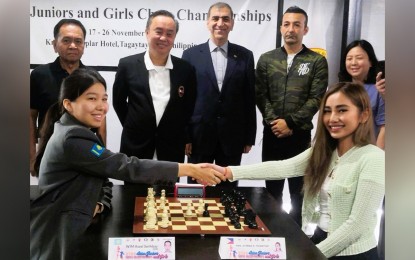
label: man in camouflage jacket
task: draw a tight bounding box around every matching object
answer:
[255,6,328,226]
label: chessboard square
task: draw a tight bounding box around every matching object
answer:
[209,206,220,210]
[169,202,181,207]
[204,199,216,204]
[199,221,213,226]
[185,221,200,226]
[210,214,223,218]
[172,225,187,230]
[170,217,185,221]
[170,209,183,214]
[212,221,227,226]
[200,225,216,231]
[198,217,212,221]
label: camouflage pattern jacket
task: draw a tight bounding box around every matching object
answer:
[255,44,328,131]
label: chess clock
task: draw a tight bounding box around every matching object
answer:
[174,183,205,198]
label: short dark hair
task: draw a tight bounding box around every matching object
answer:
[208,2,234,18]
[53,18,86,40]
[146,10,179,33]
[164,240,171,245]
[338,39,379,83]
[284,6,308,27]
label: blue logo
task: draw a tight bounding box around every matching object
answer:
[91,143,104,157]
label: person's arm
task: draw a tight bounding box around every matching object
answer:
[374,89,385,149]
[316,149,385,258]
[210,148,312,181]
[376,125,385,149]
[244,50,257,147]
[255,54,278,123]
[63,127,224,186]
[30,109,39,176]
[112,60,129,125]
[285,55,328,130]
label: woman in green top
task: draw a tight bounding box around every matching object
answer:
[210,82,384,259]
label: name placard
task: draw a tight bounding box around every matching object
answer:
[108,237,175,260]
[218,236,286,259]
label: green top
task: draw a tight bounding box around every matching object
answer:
[255,45,328,130]
[230,144,385,258]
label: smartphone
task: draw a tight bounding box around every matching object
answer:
[377,60,385,79]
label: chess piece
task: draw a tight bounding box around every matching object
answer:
[244,209,258,229]
[197,199,204,215]
[159,212,169,228]
[185,202,193,216]
[160,197,166,210]
[145,208,157,229]
[202,203,210,217]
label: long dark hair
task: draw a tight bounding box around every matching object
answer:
[338,39,379,84]
[34,68,106,176]
[304,82,375,197]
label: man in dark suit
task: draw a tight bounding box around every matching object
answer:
[182,2,256,189]
[113,10,196,175]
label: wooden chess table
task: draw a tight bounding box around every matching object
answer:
[133,197,271,235]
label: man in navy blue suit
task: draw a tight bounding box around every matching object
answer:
[182,2,256,189]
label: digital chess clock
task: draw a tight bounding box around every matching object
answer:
[174,183,205,198]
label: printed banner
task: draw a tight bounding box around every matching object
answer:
[218,236,286,259]
[108,237,175,260]
[30,0,279,66]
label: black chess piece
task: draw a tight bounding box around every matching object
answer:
[202,203,210,217]
[233,222,242,229]
[243,209,258,229]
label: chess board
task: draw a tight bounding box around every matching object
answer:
[133,197,271,235]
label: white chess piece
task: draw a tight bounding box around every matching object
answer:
[185,202,193,216]
[145,208,157,229]
[159,212,169,228]
[197,199,204,215]
[159,197,166,210]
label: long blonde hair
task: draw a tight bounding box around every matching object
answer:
[304,82,375,197]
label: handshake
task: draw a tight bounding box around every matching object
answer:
[179,163,234,186]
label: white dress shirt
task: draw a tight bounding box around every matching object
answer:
[209,39,228,91]
[144,51,173,159]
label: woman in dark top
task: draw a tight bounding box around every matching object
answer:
[30,68,224,259]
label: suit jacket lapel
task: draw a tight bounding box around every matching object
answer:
[137,54,155,113]
[223,42,237,90]
[202,42,220,92]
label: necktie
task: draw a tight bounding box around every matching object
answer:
[215,47,225,90]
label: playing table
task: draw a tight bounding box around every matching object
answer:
[30,184,326,260]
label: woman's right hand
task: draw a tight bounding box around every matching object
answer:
[178,163,226,186]
[376,72,386,100]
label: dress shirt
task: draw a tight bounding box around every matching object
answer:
[209,40,228,91]
[144,51,173,159]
